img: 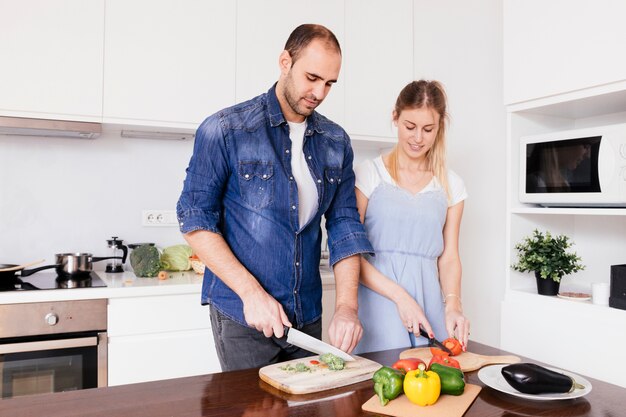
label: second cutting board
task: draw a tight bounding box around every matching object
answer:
[259,355,381,394]
[399,347,520,372]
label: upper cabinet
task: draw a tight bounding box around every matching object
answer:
[503,0,626,104]
[0,0,104,122]
[343,0,413,141]
[103,0,236,129]
[235,0,345,126]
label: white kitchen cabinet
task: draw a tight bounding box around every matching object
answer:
[103,0,236,129]
[321,270,336,344]
[503,0,626,105]
[343,0,413,142]
[107,293,220,386]
[235,0,345,127]
[502,82,626,388]
[0,0,104,121]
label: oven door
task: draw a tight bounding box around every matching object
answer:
[0,331,107,398]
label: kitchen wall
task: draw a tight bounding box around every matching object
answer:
[0,130,378,262]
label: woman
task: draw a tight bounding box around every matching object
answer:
[354,80,469,354]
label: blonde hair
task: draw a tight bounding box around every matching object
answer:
[388,80,450,200]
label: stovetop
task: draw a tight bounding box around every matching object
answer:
[2,272,108,292]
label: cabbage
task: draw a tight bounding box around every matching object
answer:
[160,244,193,271]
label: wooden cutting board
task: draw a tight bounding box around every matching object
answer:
[258,355,381,394]
[362,384,481,417]
[400,347,520,372]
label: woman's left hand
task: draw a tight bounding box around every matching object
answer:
[444,307,470,351]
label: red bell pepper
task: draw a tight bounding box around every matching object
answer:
[442,338,463,356]
[392,357,425,373]
[429,354,461,369]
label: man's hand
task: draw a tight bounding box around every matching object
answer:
[328,304,363,353]
[242,289,291,338]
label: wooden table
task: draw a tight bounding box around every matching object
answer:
[0,341,622,416]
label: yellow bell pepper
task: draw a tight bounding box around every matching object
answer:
[403,363,441,406]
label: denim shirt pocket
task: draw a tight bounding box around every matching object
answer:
[238,161,274,209]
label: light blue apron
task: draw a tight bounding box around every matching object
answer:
[355,161,448,354]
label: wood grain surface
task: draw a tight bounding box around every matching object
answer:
[362,384,482,417]
[399,347,520,372]
[259,355,381,394]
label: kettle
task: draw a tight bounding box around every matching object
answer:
[105,237,128,273]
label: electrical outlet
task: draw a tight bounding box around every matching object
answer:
[142,210,178,227]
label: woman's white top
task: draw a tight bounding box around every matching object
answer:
[355,155,467,206]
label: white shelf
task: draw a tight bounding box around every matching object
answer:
[511,206,626,216]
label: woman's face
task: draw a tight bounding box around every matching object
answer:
[394,106,440,160]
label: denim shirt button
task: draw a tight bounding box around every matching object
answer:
[317,179,322,183]
[291,205,296,210]
[285,149,290,154]
[307,155,312,160]
[329,178,334,183]
[262,174,268,179]
[289,176,294,181]
[295,262,300,266]
[244,174,250,179]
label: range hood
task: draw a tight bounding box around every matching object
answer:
[0,116,101,139]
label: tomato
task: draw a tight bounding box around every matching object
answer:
[442,338,463,356]
[392,357,425,373]
[309,360,320,365]
[428,354,461,369]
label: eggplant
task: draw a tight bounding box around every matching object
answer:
[501,363,585,394]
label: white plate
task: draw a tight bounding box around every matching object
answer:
[477,364,592,401]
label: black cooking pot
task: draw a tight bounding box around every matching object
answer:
[2,253,123,279]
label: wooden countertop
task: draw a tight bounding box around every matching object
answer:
[0,341,621,416]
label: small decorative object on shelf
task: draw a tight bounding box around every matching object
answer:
[511,229,585,296]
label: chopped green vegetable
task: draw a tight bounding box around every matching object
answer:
[319,353,345,370]
[279,362,312,373]
[130,245,161,277]
[160,244,193,271]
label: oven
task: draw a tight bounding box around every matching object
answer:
[0,299,107,398]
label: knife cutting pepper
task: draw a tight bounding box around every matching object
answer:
[372,366,405,406]
[429,362,465,395]
[404,363,441,406]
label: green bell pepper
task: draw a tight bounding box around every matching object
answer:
[372,366,405,406]
[429,362,466,396]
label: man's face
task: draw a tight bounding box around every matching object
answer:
[278,40,341,122]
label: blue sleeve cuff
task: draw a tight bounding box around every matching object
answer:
[328,230,374,267]
[176,203,222,235]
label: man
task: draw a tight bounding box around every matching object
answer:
[177,24,373,371]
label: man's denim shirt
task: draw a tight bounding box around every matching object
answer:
[177,85,373,328]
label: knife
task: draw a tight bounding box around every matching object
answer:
[285,327,355,362]
[418,327,453,355]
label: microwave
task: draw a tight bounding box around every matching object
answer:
[519,123,626,207]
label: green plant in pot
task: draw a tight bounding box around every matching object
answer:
[511,229,585,296]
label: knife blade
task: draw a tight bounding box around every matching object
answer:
[418,327,453,355]
[285,327,355,362]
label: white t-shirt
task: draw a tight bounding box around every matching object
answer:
[288,120,318,227]
[354,155,467,206]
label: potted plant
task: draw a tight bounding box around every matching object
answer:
[511,229,585,296]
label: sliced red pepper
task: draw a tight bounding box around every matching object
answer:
[442,338,463,356]
[428,354,461,369]
[429,347,450,357]
[309,360,320,365]
[391,357,425,373]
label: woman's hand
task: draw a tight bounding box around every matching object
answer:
[394,291,434,338]
[444,303,469,350]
